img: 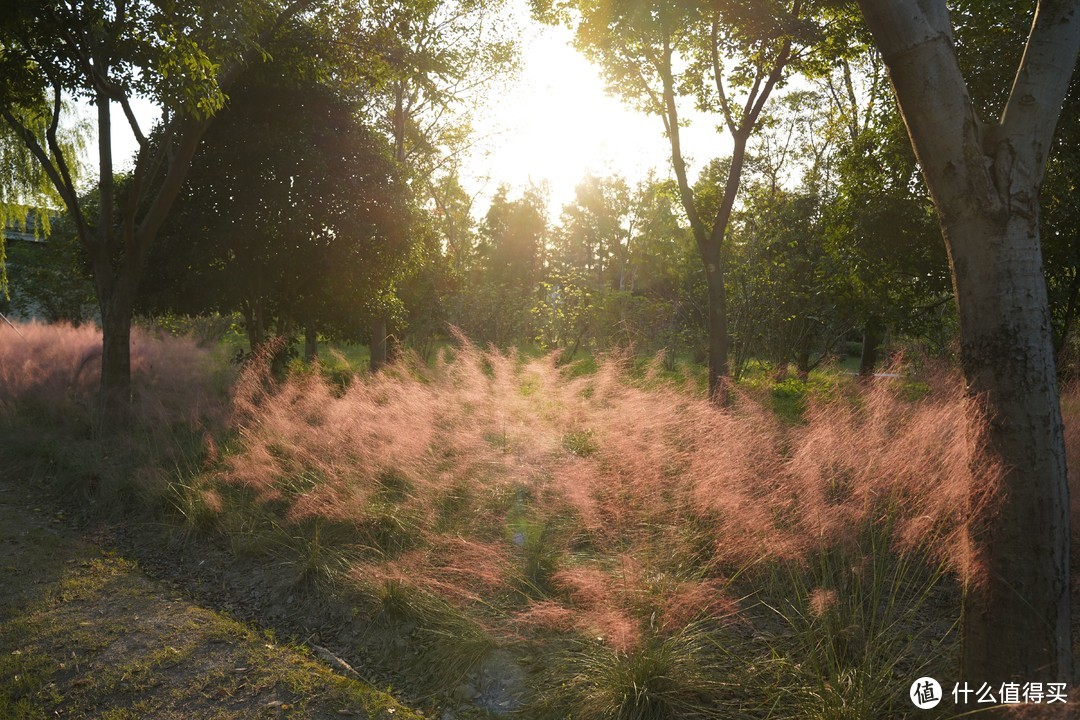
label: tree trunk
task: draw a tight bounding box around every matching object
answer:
[952,211,1070,687]
[704,260,729,403]
[98,297,133,422]
[305,324,318,362]
[243,298,267,354]
[856,0,1078,689]
[859,318,881,377]
[796,348,811,381]
[370,317,387,372]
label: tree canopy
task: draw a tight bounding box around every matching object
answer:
[142,43,407,351]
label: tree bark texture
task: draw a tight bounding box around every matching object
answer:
[857,0,1079,687]
[859,318,881,377]
[370,316,388,372]
[305,325,318,362]
[98,296,133,420]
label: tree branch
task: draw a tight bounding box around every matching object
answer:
[710,14,736,135]
[996,0,1080,185]
[0,104,90,246]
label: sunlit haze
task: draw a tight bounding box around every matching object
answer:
[107,7,732,220]
[464,9,730,215]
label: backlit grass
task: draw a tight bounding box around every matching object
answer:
[3,321,1066,718]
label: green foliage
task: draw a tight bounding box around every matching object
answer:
[563,428,598,457]
[142,31,407,349]
[536,623,733,720]
[454,185,549,347]
[747,530,955,719]
[5,217,96,323]
[0,96,87,299]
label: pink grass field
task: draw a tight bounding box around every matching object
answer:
[3,321,1079,662]
[0,320,226,428]
[218,334,1053,654]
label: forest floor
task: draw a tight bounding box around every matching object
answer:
[0,473,426,720]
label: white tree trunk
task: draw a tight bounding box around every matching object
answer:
[856,0,1080,687]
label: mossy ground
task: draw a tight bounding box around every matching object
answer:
[0,477,424,720]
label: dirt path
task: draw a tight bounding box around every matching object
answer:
[0,478,425,720]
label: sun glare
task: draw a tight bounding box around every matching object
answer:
[468,21,668,212]
[467,14,731,216]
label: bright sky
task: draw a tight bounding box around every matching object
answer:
[106,6,733,221]
[463,8,731,216]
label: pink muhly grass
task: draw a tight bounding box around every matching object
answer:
[807,587,839,618]
[0,320,227,432]
[219,338,1021,646]
[552,565,622,609]
[0,321,103,417]
[577,607,644,654]
[425,536,515,600]
[657,578,742,632]
[349,540,512,609]
[513,600,576,633]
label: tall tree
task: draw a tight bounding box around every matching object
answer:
[141,36,404,354]
[539,0,822,401]
[0,0,310,420]
[460,184,547,346]
[337,0,517,370]
[820,73,951,375]
[855,0,1079,689]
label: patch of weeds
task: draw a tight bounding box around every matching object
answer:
[748,522,957,719]
[519,374,540,397]
[562,355,598,378]
[492,481,531,514]
[375,468,413,502]
[434,481,475,534]
[280,518,366,589]
[164,474,221,538]
[224,503,289,560]
[770,377,810,424]
[370,576,427,621]
[563,428,599,458]
[275,468,324,499]
[507,517,562,595]
[55,556,140,602]
[416,606,498,691]
[322,364,356,394]
[534,622,733,720]
[900,378,933,402]
[0,643,53,720]
[484,425,512,453]
[359,577,460,640]
[359,501,424,557]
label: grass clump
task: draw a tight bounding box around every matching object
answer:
[535,622,737,720]
[563,427,599,457]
